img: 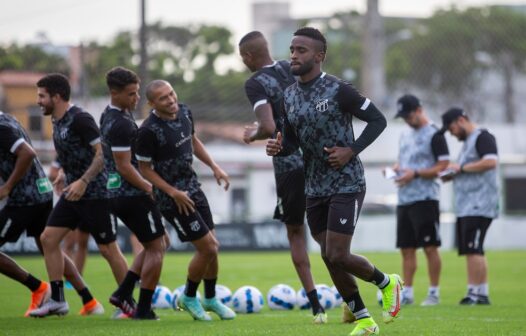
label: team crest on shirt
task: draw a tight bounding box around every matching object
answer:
[315,99,329,112]
[60,128,69,139]
[189,220,201,232]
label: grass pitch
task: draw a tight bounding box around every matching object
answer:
[1,250,525,335]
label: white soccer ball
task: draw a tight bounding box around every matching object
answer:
[171,285,201,310]
[152,285,173,309]
[296,288,311,310]
[215,284,233,307]
[331,285,343,306]
[232,286,264,314]
[267,284,296,310]
[316,284,337,310]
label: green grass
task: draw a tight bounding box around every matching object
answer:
[1,250,525,335]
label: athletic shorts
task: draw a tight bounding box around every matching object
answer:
[396,200,441,248]
[306,191,365,236]
[110,195,165,243]
[273,168,306,225]
[0,201,52,245]
[456,216,492,256]
[47,196,116,245]
[161,189,214,243]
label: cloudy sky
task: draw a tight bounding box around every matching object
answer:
[0,0,523,45]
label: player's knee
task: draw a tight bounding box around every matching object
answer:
[326,248,347,268]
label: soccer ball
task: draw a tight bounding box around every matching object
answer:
[331,285,343,306]
[316,284,337,310]
[152,285,173,309]
[296,288,311,310]
[232,286,264,313]
[215,284,233,307]
[171,285,201,310]
[267,284,296,310]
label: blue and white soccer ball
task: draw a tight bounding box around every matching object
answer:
[267,284,296,310]
[171,285,201,310]
[232,286,264,314]
[331,285,343,306]
[316,284,337,310]
[152,285,173,309]
[215,284,233,307]
[296,288,311,310]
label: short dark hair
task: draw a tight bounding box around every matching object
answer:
[293,27,327,53]
[36,73,71,101]
[239,31,264,46]
[106,66,140,91]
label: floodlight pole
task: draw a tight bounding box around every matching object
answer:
[138,0,149,118]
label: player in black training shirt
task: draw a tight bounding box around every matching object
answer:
[100,67,166,320]
[136,80,235,321]
[30,74,129,318]
[0,111,52,316]
[239,31,325,322]
[266,28,402,335]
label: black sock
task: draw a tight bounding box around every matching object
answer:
[137,288,154,316]
[368,267,389,289]
[77,287,94,305]
[345,292,370,320]
[50,280,64,302]
[23,274,42,292]
[203,278,217,299]
[185,278,200,297]
[307,289,324,314]
[114,271,140,298]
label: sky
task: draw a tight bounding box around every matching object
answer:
[0,0,524,46]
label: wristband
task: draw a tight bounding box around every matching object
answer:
[414,170,419,178]
[460,165,465,173]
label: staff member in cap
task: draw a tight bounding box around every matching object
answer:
[388,94,449,306]
[439,107,498,305]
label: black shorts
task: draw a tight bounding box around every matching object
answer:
[273,168,306,225]
[0,202,52,246]
[47,196,116,245]
[306,191,365,236]
[111,195,165,243]
[161,189,214,243]
[456,216,492,256]
[396,200,441,248]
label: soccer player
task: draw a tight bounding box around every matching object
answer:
[439,107,498,305]
[100,67,166,320]
[0,110,52,316]
[136,79,235,321]
[266,27,402,336]
[238,31,325,323]
[389,94,449,306]
[30,73,129,317]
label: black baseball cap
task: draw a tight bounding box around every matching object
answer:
[395,94,421,118]
[440,107,467,133]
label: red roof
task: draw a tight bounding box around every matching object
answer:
[0,71,46,87]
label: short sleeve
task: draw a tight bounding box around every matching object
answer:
[336,81,369,115]
[135,127,157,162]
[431,131,450,161]
[71,112,101,146]
[0,125,25,153]
[244,78,269,111]
[475,131,498,159]
[108,118,135,151]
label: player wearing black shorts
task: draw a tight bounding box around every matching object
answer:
[0,110,53,316]
[30,74,129,317]
[440,107,499,305]
[390,94,449,306]
[266,27,401,336]
[239,31,324,321]
[100,67,166,320]
[136,80,235,321]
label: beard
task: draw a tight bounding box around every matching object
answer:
[457,128,467,141]
[40,103,54,116]
[291,59,315,76]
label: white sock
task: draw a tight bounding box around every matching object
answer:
[402,286,414,299]
[477,283,489,296]
[467,284,477,298]
[428,286,440,297]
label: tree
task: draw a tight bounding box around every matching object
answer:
[0,44,69,74]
